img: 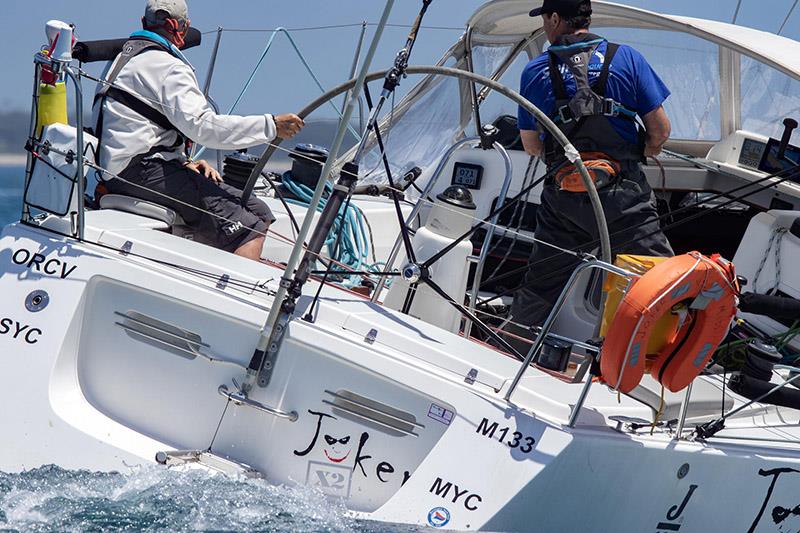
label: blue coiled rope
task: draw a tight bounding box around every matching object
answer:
[281,170,381,287]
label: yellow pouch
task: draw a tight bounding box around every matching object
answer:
[36,82,68,136]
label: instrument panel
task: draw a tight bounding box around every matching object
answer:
[759,137,800,176]
[735,135,800,178]
[738,138,766,169]
[451,162,484,190]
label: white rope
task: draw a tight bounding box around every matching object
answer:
[753,227,788,295]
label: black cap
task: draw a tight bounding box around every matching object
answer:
[530,0,591,17]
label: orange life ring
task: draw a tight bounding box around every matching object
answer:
[600,252,740,394]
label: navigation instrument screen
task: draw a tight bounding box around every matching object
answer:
[451,162,483,190]
[739,138,767,169]
[759,138,800,179]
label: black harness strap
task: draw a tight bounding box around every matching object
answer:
[547,41,633,123]
[543,37,645,167]
[96,86,179,133]
[548,52,569,101]
[594,42,620,97]
[94,39,185,170]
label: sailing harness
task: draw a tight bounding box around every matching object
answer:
[543,34,646,192]
[93,31,191,174]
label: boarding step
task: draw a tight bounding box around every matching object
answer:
[155,449,262,478]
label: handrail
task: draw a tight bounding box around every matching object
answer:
[218,384,298,421]
[371,135,482,303]
[464,141,513,337]
[502,260,635,426]
[65,67,85,240]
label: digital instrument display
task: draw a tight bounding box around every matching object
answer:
[451,162,483,190]
[739,138,767,169]
[759,138,800,179]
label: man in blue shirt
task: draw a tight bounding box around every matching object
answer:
[508,0,674,346]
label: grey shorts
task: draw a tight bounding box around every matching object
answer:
[109,158,275,252]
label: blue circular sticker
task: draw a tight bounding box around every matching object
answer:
[427,507,451,528]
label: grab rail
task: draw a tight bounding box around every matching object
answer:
[464,141,513,337]
[218,384,299,421]
[371,136,479,301]
[501,260,635,428]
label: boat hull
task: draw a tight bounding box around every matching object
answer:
[2,222,799,532]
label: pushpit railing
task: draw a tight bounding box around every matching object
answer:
[503,260,636,428]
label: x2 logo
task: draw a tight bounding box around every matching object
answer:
[294,410,412,489]
[306,461,352,498]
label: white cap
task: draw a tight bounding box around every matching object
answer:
[144,0,189,25]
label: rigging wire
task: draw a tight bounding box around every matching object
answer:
[194,26,361,160]
[483,155,540,283]
[732,0,743,24]
[475,159,800,304]
[79,66,586,263]
[261,172,300,237]
[75,61,800,310]
[75,155,380,281]
[73,62,800,303]
[778,0,800,35]
[76,67,580,281]
[202,23,464,34]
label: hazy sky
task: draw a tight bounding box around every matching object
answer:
[1,0,798,117]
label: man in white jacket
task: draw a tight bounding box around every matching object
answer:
[93,0,304,260]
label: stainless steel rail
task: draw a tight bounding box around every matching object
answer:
[502,260,635,429]
[371,135,482,303]
[464,141,513,338]
[218,384,298,421]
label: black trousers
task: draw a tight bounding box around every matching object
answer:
[509,164,673,336]
[108,158,275,252]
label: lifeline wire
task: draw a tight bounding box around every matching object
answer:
[75,59,800,305]
[77,66,585,264]
[79,156,381,281]
[194,26,361,160]
[476,161,800,306]
[204,23,464,34]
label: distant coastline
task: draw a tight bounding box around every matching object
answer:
[0,154,26,166]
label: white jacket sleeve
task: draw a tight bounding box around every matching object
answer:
[158,62,277,149]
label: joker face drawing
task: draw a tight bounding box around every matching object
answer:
[323,434,352,463]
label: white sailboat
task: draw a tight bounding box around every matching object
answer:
[2,1,800,531]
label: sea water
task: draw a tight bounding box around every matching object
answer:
[0,165,418,532]
[0,166,25,227]
[0,465,420,532]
